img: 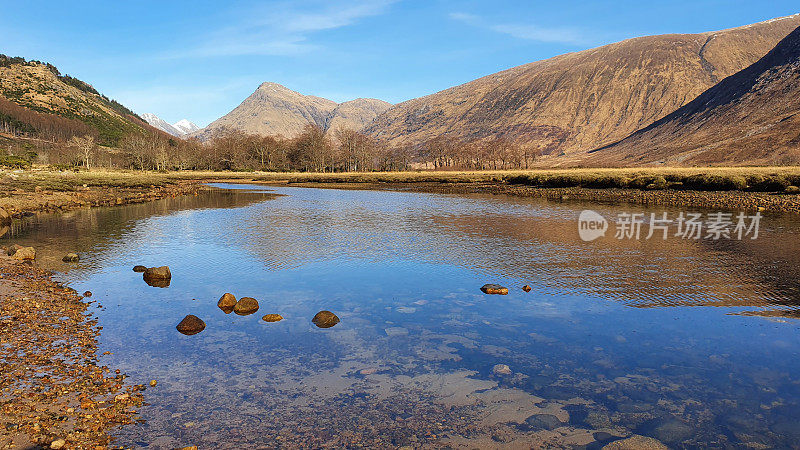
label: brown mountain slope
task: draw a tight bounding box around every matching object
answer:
[364,14,800,156]
[0,55,158,146]
[585,25,800,167]
[325,98,392,134]
[196,83,392,140]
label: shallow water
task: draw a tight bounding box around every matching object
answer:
[8,184,800,448]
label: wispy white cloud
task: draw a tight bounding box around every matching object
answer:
[173,0,397,59]
[449,11,589,45]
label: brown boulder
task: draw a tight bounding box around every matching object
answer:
[481,284,509,295]
[233,297,259,316]
[312,310,340,328]
[262,314,284,322]
[0,207,10,226]
[6,244,22,256]
[176,315,206,336]
[62,253,80,262]
[12,246,36,261]
[602,435,668,450]
[144,266,171,279]
[143,266,171,288]
[132,265,147,273]
[217,293,237,314]
[522,285,532,292]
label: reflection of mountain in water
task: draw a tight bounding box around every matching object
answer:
[229,188,800,317]
[6,184,800,318]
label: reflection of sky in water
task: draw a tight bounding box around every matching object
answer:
[8,184,800,448]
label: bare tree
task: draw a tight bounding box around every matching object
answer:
[69,135,96,169]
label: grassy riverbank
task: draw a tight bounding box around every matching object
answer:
[3,166,800,215]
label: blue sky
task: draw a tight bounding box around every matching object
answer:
[1,1,797,126]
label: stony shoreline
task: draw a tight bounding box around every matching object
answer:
[0,177,204,449]
[0,256,144,449]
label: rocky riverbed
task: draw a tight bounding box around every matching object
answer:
[0,256,143,449]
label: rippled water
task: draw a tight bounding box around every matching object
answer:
[8,184,800,448]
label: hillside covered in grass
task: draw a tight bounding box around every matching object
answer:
[0,54,160,147]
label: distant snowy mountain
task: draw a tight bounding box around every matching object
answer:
[172,119,200,135]
[141,113,184,137]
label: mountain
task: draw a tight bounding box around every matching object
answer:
[195,82,391,140]
[173,119,199,135]
[363,14,800,156]
[141,114,200,137]
[326,98,392,134]
[141,113,184,137]
[586,25,800,166]
[0,55,159,146]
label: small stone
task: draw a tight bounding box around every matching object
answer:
[492,364,512,375]
[83,291,92,297]
[62,253,80,262]
[524,413,563,431]
[481,284,509,295]
[312,310,340,328]
[11,246,35,261]
[132,265,147,272]
[143,266,171,280]
[233,297,259,315]
[149,380,157,387]
[50,439,66,449]
[217,293,237,314]
[262,314,283,322]
[0,207,10,226]
[522,285,532,292]
[114,393,130,402]
[176,315,206,335]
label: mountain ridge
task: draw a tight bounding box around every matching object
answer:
[584,24,800,166]
[194,82,391,140]
[363,14,800,157]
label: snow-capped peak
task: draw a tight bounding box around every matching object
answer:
[141,113,183,137]
[173,119,200,135]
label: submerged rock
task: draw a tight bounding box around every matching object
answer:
[492,364,512,376]
[176,315,206,335]
[6,244,22,256]
[217,293,237,314]
[262,314,284,322]
[524,413,563,431]
[83,291,92,297]
[11,246,36,261]
[312,310,340,328]
[62,253,80,262]
[132,265,147,273]
[602,435,668,450]
[481,284,509,295]
[233,297,259,315]
[522,285,532,292]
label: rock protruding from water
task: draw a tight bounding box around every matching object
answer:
[132,265,147,273]
[522,285,532,292]
[176,315,206,335]
[262,314,284,322]
[11,246,36,261]
[481,284,508,295]
[601,435,668,450]
[143,266,171,288]
[312,310,340,328]
[144,266,171,279]
[233,297,259,316]
[62,253,80,262]
[217,293,237,314]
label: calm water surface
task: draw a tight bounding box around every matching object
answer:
[8,184,800,448]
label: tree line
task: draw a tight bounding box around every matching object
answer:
[2,105,540,172]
